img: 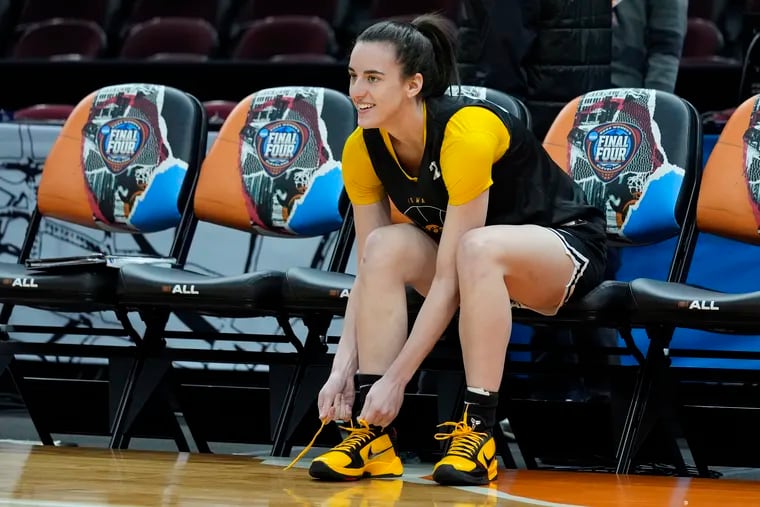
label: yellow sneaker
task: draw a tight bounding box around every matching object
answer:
[432,411,498,485]
[309,420,403,481]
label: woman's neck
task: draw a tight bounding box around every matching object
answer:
[385,99,425,150]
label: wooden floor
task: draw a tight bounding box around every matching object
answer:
[0,444,759,506]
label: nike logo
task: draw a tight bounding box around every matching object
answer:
[367,446,393,460]
[480,442,496,465]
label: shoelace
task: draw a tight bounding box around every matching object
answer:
[283,419,374,471]
[434,419,489,458]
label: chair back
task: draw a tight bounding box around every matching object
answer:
[544,88,702,243]
[697,94,760,245]
[37,83,207,234]
[194,86,356,236]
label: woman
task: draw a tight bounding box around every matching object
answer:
[309,13,607,485]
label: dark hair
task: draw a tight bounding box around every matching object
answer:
[356,13,459,98]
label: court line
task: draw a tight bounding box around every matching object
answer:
[402,476,587,507]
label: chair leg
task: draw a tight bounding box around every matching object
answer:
[109,356,171,449]
[109,311,171,449]
[493,426,518,469]
[615,332,671,474]
[270,323,328,457]
[2,357,55,446]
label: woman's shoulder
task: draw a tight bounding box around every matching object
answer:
[344,126,368,151]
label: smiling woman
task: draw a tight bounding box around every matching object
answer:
[309,13,608,487]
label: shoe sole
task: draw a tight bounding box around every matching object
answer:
[432,465,495,486]
[308,461,402,481]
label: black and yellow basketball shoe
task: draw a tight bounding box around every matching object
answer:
[309,420,403,481]
[432,410,498,485]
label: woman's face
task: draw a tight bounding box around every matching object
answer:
[348,41,419,129]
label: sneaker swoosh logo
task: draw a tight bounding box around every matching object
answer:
[367,446,393,460]
[480,442,496,464]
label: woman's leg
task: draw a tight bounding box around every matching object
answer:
[456,224,583,391]
[433,224,592,486]
[355,223,438,375]
[310,223,437,481]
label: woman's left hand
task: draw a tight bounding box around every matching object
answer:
[358,375,407,428]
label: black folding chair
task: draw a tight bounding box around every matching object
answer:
[618,93,760,475]
[0,83,207,448]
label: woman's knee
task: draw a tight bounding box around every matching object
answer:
[361,225,420,274]
[456,228,505,279]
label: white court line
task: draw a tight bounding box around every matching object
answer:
[403,475,588,507]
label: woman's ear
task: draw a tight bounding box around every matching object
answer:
[406,73,423,98]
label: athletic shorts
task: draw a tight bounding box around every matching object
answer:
[511,218,607,316]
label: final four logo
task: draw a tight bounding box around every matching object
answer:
[97,118,150,174]
[256,120,310,177]
[585,122,642,182]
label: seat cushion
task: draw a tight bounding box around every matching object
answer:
[629,278,760,331]
[118,263,285,316]
[512,280,635,326]
[0,261,118,311]
[282,267,355,313]
[282,267,425,315]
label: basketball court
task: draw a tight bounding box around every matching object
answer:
[1,443,759,506]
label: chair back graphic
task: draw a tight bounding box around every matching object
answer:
[544,88,701,243]
[37,83,206,233]
[194,86,356,236]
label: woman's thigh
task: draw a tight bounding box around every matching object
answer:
[457,223,605,315]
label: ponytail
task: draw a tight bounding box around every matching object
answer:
[412,13,460,97]
[355,12,460,98]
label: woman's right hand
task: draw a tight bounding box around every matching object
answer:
[317,372,355,422]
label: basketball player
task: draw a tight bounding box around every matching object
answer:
[309,13,607,485]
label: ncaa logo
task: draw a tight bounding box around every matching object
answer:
[97,118,150,174]
[585,122,642,182]
[256,120,310,177]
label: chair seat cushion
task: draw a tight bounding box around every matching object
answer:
[0,262,118,310]
[512,280,635,325]
[629,278,760,330]
[283,267,355,313]
[118,263,285,316]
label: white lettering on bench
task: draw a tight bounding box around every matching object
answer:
[688,300,719,310]
[12,278,38,288]
[339,289,350,298]
[172,284,199,295]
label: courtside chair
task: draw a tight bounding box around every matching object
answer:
[618,93,760,476]
[517,88,703,473]
[114,86,356,455]
[0,83,207,448]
